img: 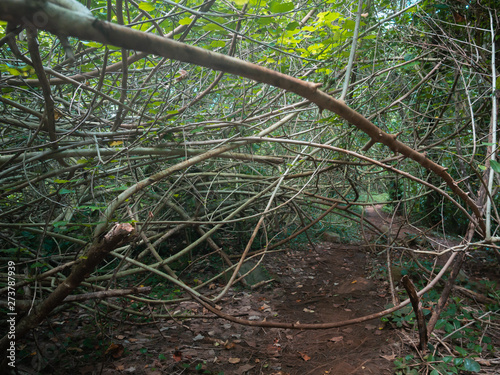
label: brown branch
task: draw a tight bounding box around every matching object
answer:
[402,275,428,351]
[26,27,57,148]
[0,286,152,313]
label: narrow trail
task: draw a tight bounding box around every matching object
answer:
[17,239,402,374]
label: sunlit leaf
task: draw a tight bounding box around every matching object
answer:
[343,19,356,30]
[81,41,103,48]
[138,2,155,12]
[179,17,192,25]
[269,1,294,13]
[203,24,225,32]
[210,40,226,48]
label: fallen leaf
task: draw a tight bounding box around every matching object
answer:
[266,344,281,357]
[225,342,236,349]
[328,336,343,343]
[66,347,83,352]
[303,308,315,313]
[236,364,255,374]
[351,280,357,284]
[299,352,311,361]
[365,324,377,330]
[228,357,241,364]
[109,141,123,147]
[116,335,125,340]
[259,303,270,311]
[476,358,491,365]
[105,343,124,358]
[173,350,182,362]
[381,354,396,361]
[245,340,257,348]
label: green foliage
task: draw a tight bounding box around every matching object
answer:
[389,260,497,375]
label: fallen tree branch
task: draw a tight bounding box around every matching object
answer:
[0,223,136,368]
[0,286,152,313]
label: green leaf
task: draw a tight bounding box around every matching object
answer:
[234,0,249,6]
[269,1,294,13]
[53,179,69,183]
[455,346,468,357]
[138,2,155,12]
[463,358,480,372]
[203,24,225,32]
[490,160,500,173]
[81,41,103,48]
[343,19,356,30]
[179,17,192,25]
[210,40,226,48]
[257,17,273,26]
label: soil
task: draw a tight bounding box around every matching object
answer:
[11,205,490,375]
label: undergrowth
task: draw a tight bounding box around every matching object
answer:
[385,259,500,375]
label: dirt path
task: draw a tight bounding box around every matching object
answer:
[17,238,402,375]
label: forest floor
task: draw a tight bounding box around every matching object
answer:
[12,206,500,374]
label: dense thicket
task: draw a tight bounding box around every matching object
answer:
[0,0,498,358]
